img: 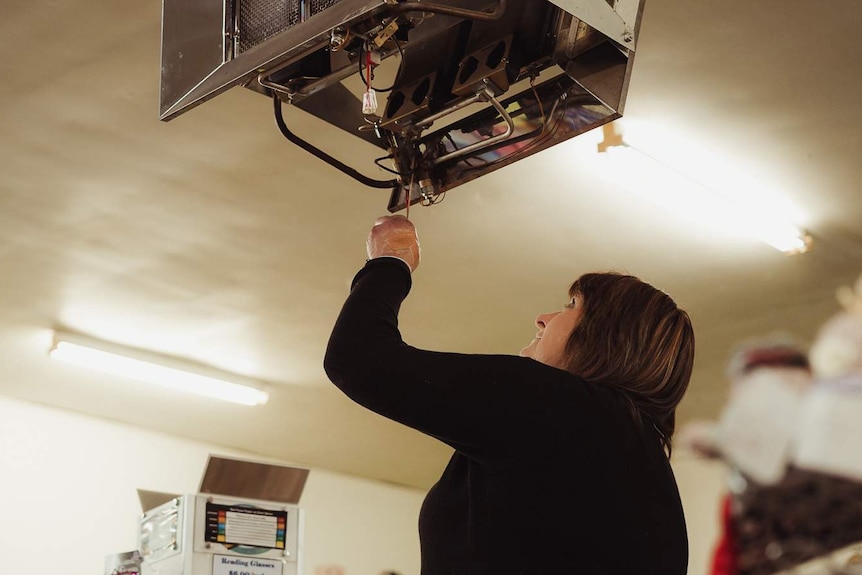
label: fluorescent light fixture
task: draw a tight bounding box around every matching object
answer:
[597,125,812,254]
[50,330,269,406]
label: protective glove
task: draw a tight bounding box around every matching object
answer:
[366,215,421,273]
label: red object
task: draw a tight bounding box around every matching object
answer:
[710,494,739,575]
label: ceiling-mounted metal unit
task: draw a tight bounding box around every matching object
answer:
[160,0,644,210]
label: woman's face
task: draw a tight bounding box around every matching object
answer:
[519,295,584,369]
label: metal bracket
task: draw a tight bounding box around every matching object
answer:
[546,0,641,48]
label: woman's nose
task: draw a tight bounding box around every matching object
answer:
[535,312,557,329]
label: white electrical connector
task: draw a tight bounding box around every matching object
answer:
[362,88,378,115]
[361,45,381,115]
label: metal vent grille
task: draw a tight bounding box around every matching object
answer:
[237,0,302,54]
[309,0,342,16]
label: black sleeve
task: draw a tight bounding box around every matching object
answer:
[323,258,603,464]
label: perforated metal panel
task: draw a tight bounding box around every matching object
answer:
[309,0,342,16]
[237,0,302,53]
[160,0,393,120]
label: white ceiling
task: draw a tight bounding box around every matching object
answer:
[2,0,861,489]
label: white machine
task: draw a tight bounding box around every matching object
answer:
[138,456,309,575]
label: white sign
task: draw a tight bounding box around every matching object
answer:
[715,372,803,485]
[225,510,279,548]
[795,387,862,481]
[212,555,284,575]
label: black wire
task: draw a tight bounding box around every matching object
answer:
[444,133,481,166]
[272,95,398,190]
[443,133,461,153]
[358,38,405,93]
[374,155,408,176]
[443,123,543,169]
[452,100,567,178]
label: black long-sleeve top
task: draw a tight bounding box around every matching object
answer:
[324,258,688,575]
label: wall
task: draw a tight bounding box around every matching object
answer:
[0,396,424,575]
[0,394,729,575]
[673,454,728,575]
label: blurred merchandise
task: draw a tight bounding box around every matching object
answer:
[696,274,862,575]
[105,550,141,575]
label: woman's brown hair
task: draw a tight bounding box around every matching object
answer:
[562,273,695,457]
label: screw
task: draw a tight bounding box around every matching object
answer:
[623,30,633,43]
[330,29,344,49]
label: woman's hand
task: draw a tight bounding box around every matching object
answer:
[366,215,421,272]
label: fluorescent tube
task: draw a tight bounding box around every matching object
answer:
[596,125,811,254]
[50,332,269,406]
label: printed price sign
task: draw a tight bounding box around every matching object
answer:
[205,502,287,550]
[212,555,283,575]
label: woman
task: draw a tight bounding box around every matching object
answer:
[325,215,695,575]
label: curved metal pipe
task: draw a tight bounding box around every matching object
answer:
[392,0,506,22]
[260,75,298,98]
[416,92,484,129]
[432,87,515,165]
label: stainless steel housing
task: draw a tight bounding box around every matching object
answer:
[160,0,644,210]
